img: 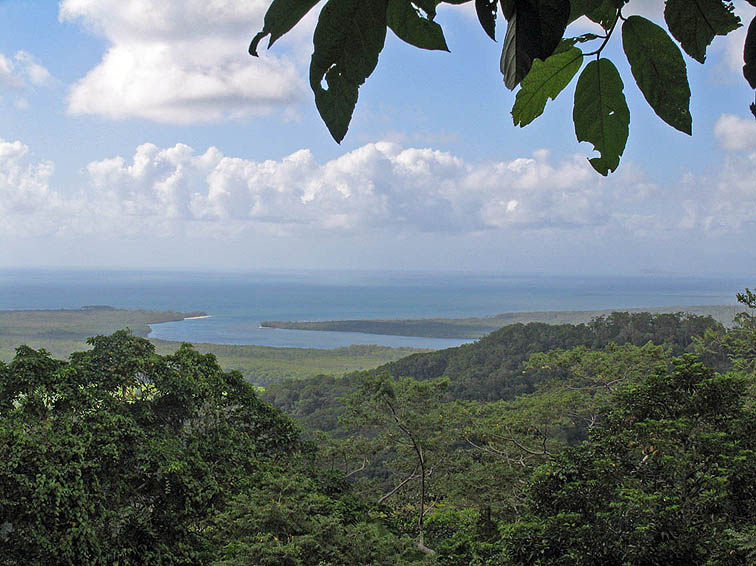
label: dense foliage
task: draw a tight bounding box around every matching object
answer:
[250,0,756,172]
[0,331,419,565]
[2,302,753,564]
[506,356,756,565]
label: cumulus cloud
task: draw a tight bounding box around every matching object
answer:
[59,0,308,123]
[0,139,74,236]
[75,142,626,234]
[4,137,756,245]
[715,113,756,151]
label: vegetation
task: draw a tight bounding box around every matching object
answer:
[0,331,422,565]
[2,293,754,564]
[0,307,201,358]
[251,0,756,172]
[152,340,428,386]
[261,304,743,339]
[0,308,426,385]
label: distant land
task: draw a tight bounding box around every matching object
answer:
[0,307,425,385]
[261,304,745,339]
[1,304,745,384]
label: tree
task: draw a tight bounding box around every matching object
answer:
[0,332,300,565]
[504,355,756,565]
[694,287,756,375]
[341,372,450,554]
[251,0,756,175]
[207,468,424,566]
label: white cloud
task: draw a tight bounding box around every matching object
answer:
[0,139,73,237]
[0,138,663,241]
[0,50,53,108]
[4,137,756,248]
[74,141,623,234]
[59,0,308,123]
[715,113,756,151]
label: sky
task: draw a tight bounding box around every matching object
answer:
[0,0,755,276]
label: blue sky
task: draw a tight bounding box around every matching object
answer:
[0,0,755,275]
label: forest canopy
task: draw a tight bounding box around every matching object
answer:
[2,301,755,563]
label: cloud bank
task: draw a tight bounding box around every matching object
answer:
[1,119,754,242]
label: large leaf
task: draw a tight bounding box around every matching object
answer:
[568,0,603,24]
[250,0,321,55]
[476,0,498,40]
[584,0,618,30]
[622,15,692,134]
[500,0,571,90]
[573,58,629,176]
[414,0,441,16]
[664,0,740,63]
[512,46,583,126]
[388,0,449,51]
[309,0,388,142]
[745,16,756,88]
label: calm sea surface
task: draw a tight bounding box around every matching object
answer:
[0,269,749,349]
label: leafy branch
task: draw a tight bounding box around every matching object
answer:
[251,0,754,174]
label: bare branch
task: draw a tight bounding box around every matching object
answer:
[377,465,420,505]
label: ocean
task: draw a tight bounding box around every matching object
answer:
[0,269,749,349]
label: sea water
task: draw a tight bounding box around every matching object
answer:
[0,269,748,349]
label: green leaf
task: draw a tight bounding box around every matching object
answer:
[513,46,583,126]
[500,0,571,90]
[500,0,515,19]
[585,0,617,30]
[310,0,388,143]
[568,0,603,24]
[573,58,629,176]
[476,0,498,40]
[622,15,692,135]
[249,0,322,56]
[745,16,756,88]
[388,0,449,51]
[664,0,740,64]
[414,0,441,17]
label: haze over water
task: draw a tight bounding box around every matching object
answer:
[0,269,748,349]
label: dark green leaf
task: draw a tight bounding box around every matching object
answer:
[513,46,583,126]
[554,34,597,56]
[414,0,441,17]
[476,0,498,40]
[500,0,571,90]
[664,0,740,64]
[500,0,515,19]
[250,0,321,56]
[585,0,617,30]
[622,15,692,134]
[745,16,756,88]
[310,0,388,142]
[573,58,629,175]
[388,0,449,51]
[568,0,602,24]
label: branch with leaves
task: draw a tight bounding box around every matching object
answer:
[251,0,755,175]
